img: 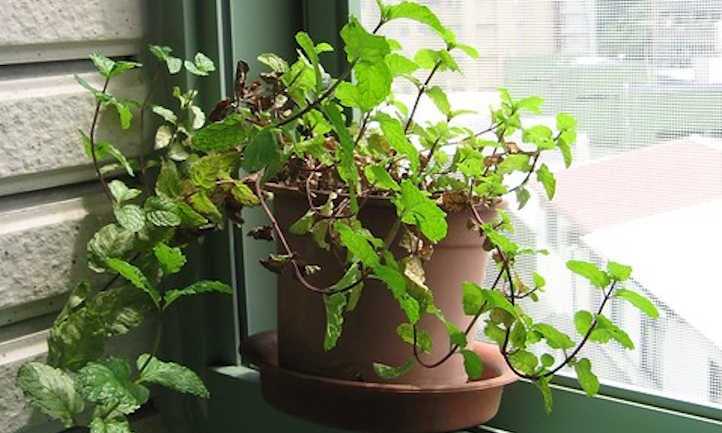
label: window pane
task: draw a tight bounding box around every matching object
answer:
[360,0,722,408]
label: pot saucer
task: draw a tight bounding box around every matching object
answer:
[242,331,518,433]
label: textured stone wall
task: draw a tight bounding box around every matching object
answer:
[0,2,161,432]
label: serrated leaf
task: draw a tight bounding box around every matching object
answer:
[385,53,418,76]
[242,128,281,173]
[523,125,555,150]
[534,323,575,350]
[114,204,145,233]
[80,132,134,176]
[153,242,186,275]
[108,180,141,203]
[77,358,149,414]
[393,180,447,243]
[334,222,380,268]
[498,154,531,174]
[364,164,400,191]
[396,323,432,353]
[567,260,610,288]
[341,17,390,63]
[152,105,177,124]
[105,258,160,307]
[516,187,531,210]
[231,182,260,206]
[376,112,419,172]
[461,349,484,380]
[189,153,238,189]
[535,376,554,414]
[155,159,182,198]
[258,53,289,73]
[615,288,658,318]
[541,353,555,368]
[386,1,455,44]
[607,261,633,281]
[426,86,450,116]
[145,196,181,228]
[89,417,132,433]
[462,281,484,315]
[556,112,577,130]
[373,359,414,379]
[137,354,209,398]
[87,224,135,272]
[289,211,315,235]
[323,292,348,351]
[192,114,248,152]
[510,350,538,375]
[149,45,182,74]
[574,358,599,396]
[164,280,233,309]
[16,362,85,427]
[595,314,635,349]
[454,43,479,59]
[184,52,216,76]
[536,163,556,200]
[484,322,506,346]
[189,191,223,223]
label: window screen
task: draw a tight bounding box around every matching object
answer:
[360,0,722,408]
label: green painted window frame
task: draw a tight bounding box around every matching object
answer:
[157,1,722,432]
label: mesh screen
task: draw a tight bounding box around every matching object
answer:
[360,0,722,408]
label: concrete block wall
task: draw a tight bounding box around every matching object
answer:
[0,1,161,432]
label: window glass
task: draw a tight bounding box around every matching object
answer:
[360,0,722,408]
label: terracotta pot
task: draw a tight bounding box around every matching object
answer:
[274,188,497,386]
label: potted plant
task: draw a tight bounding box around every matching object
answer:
[15,1,659,432]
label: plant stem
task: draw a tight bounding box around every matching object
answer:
[90,77,114,203]
[404,61,441,134]
[137,71,160,192]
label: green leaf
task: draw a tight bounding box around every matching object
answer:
[334,222,380,268]
[498,154,531,174]
[258,53,289,73]
[385,1,455,44]
[385,53,418,75]
[509,350,538,375]
[189,153,238,189]
[87,224,135,272]
[323,292,348,351]
[189,192,223,223]
[80,132,134,176]
[108,99,134,130]
[164,280,233,309]
[394,180,447,243]
[517,96,544,113]
[295,32,323,91]
[566,260,610,288]
[515,187,531,210]
[533,323,575,350]
[536,163,556,200]
[105,258,160,308]
[558,132,574,168]
[484,322,506,346]
[461,349,484,380]
[16,362,85,427]
[153,242,186,275]
[340,17,390,63]
[397,323,431,353]
[114,204,145,233]
[426,86,451,116]
[541,353,555,368]
[376,113,419,172]
[184,52,216,76]
[454,43,479,59]
[145,196,182,227]
[607,261,633,281]
[108,180,141,203]
[242,128,281,173]
[556,112,577,130]
[155,125,173,149]
[152,105,177,124]
[510,321,527,348]
[289,211,315,235]
[321,103,359,206]
[89,417,132,433]
[523,125,554,150]
[574,358,600,396]
[156,160,182,198]
[231,182,260,206]
[535,376,554,414]
[373,265,419,324]
[149,45,182,74]
[533,273,546,288]
[77,358,149,414]
[192,114,248,152]
[90,53,116,77]
[596,314,635,349]
[353,61,392,110]
[137,354,209,398]
[373,359,414,379]
[462,281,484,315]
[615,288,658,318]
[364,164,400,191]
[574,310,594,336]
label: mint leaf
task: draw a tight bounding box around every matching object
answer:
[137,354,209,398]
[461,349,484,380]
[77,358,149,414]
[394,180,447,243]
[242,128,281,173]
[184,52,216,76]
[334,222,380,268]
[535,376,554,414]
[89,417,131,433]
[323,292,348,351]
[87,224,135,273]
[556,112,577,130]
[321,103,358,204]
[164,280,233,309]
[106,258,160,308]
[108,180,141,203]
[607,261,633,281]
[462,281,484,315]
[498,154,531,174]
[523,125,554,150]
[341,17,390,63]
[258,53,289,73]
[289,211,315,235]
[385,53,418,76]
[353,61,392,110]
[397,323,432,353]
[595,314,635,349]
[192,114,248,152]
[114,204,145,233]
[509,350,538,375]
[426,86,451,116]
[566,260,610,288]
[295,32,323,91]
[149,45,182,74]
[574,358,599,396]
[376,112,420,172]
[574,310,594,336]
[373,359,414,379]
[385,1,455,44]
[153,242,186,275]
[533,323,575,350]
[16,362,85,427]
[152,105,177,124]
[364,164,400,191]
[517,96,544,114]
[145,196,182,227]
[615,288,658,318]
[536,163,556,199]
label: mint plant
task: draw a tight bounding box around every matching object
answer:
[16,1,659,428]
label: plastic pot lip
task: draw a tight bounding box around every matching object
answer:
[264,181,502,214]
